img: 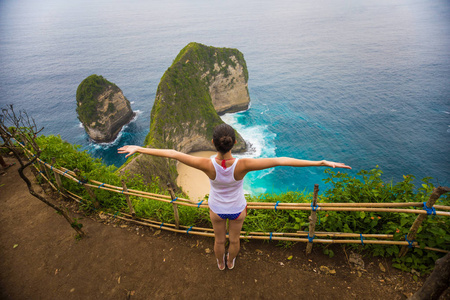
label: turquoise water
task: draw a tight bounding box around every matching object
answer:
[1,0,449,194]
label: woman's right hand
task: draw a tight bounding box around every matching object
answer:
[322,160,352,169]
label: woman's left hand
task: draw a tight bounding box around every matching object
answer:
[117,145,141,158]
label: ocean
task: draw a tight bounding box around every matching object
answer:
[1,0,449,195]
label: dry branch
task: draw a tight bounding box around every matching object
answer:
[399,186,450,257]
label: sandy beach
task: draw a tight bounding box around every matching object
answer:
[176,151,216,201]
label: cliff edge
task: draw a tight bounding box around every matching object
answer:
[121,43,250,190]
[76,75,135,143]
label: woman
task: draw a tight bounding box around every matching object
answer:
[118,124,351,271]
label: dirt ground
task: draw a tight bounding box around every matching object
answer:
[0,155,430,299]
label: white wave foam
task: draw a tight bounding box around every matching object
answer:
[88,110,142,149]
[78,122,84,128]
[256,167,274,179]
[90,131,124,149]
[221,113,276,159]
[131,110,142,122]
[221,112,277,183]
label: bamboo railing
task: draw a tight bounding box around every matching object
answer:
[18,143,450,256]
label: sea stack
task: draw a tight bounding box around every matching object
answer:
[120,42,250,189]
[76,75,135,143]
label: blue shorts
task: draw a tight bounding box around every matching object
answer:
[217,212,242,220]
[217,206,247,220]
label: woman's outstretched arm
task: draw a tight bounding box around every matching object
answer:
[235,157,351,180]
[117,145,214,177]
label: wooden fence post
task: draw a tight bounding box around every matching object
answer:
[41,161,52,184]
[51,157,65,195]
[167,183,180,229]
[33,160,45,180]
[306,184,320,255]
[399,186,450,257]
[122,180,136,218]
[73,169,100,208]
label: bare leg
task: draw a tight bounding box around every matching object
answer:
[209,210,227,270]
[227,209,246,269]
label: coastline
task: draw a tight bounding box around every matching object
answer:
[176,151,216,201]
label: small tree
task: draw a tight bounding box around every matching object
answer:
[0,105,85,238]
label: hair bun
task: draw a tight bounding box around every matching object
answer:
[220,136,233,146]
[212,124,236,154]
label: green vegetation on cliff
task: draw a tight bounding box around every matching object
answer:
[173,42,249,83]
[76,74,120,127]
[125,43,249,189]
[145,42,248,148]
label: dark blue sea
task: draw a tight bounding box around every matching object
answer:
[1,0,449,195]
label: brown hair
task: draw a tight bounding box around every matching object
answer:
[212,124,236,154]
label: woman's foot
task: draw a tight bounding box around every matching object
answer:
[217,254,225,271]
[226,253,236,270]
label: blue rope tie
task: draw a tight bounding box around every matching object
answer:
[274,201,280,211]
[360,233,365,246]
[62,170,69,176]
[170,197,178,203]
[307,233,315,243]
[113,211,119,218]
[98,183,105,189]
[405,234,415,248]
[186,226,193,234]
[197,200,204,208]
[423,202,436,217]
[269,232,273,241]
[311,202,319,212]
[159,222,164,229]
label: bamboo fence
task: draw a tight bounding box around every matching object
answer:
[18,143,450,256]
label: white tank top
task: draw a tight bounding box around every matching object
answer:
[208,157,246,214]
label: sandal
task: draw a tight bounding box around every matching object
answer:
[217,254,225,271]
[227,253,236,270]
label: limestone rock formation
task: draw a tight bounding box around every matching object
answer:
[209,54,250,114]
[120,43,251,189]
[76,75,135,143]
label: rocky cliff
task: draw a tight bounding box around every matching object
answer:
[76,75,135,143]
[209,55,250,114]
[120,43,250,190]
